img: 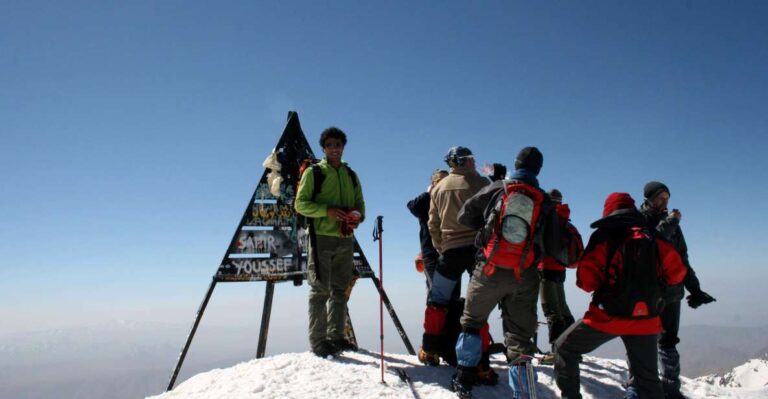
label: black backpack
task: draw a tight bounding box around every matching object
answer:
[593,227,665,319]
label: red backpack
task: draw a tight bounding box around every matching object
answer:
[482,182,545,279]
[552,204,584,267]
[562,221,584,267]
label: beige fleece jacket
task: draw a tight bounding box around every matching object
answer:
[427,166,490,253]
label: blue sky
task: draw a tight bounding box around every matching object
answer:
[1,0,767,344]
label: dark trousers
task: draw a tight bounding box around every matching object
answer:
[427,245,477,305]
[461,265,540,362]
[540,271,575,345]
[658,300,682,394]
[307,235,355,348]
[423,254,461,303]
[422,245,477,353]
[554,321,663,399]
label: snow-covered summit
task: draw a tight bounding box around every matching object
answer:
[696,357,768,390]
[150,349,768,399]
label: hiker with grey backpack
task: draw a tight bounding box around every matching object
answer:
[453,147,564,399]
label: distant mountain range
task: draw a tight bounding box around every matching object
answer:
[590,324,768,377]
[1,321,766,398]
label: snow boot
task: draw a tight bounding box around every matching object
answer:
[450,366,476,399]
[660,346,683,398]
[539,352,556,365]
[312,340,341,358]
[476,363,499,386]
[663,390,686,399]
[330,338,357,353]
[623,386,638,399]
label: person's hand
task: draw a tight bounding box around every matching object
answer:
[687,290,716,309]
[415,253,424,273]
[670,209,682,220]
[327,207,347,221]
[346,210,362,229]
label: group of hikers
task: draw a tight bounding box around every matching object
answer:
[294,127,716,399]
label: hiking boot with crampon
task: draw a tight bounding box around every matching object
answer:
[539,352,556,365]
[476,364,499,386]
[450,374,473,399]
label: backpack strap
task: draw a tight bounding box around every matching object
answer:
[346,166,359,190]
[310,163,357,201]
[304,162,356,280]
[310,164,324,201]
[303,162,324,279]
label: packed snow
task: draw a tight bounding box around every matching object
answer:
[696,358,768,390]
[149,349,768,399]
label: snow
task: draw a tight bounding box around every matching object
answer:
[149,349,768,399]
[696,358,768,390]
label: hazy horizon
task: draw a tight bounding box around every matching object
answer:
[2,1,767,398]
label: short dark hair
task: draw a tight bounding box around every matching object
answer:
[319,127,347,148]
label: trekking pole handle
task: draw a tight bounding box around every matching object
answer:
[373,215,383,241]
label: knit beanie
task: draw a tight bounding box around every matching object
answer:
[643,181,670,200]
[491,163,507,182]
[514,147,543,175]
[603,192,636,217]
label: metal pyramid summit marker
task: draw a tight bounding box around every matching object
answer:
[214,111,373,282]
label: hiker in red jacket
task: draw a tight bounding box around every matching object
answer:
[554,193,687,399]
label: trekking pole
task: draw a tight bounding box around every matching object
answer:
[373,216,384,384]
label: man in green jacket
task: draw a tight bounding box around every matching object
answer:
[295,127,365,358]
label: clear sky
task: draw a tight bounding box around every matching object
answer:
[1,0,767,346]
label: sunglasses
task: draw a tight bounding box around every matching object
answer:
[324,142,344,149]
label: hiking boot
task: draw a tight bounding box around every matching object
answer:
[450,374,473,399]
[488,342,506,355]
[664,391,686,399]
[539,351,556,365]
[418,348,441,366]
[476,364,499,386]
[623,386,638,399]
[312,340,340,358]
[329,339,357,353]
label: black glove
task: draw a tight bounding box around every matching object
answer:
[686,290,716,309]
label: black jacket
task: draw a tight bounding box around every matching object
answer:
[407,192,439,259]
[640,202,701,297]
[457,178,563,265]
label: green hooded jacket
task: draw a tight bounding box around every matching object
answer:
[295,159,365,237]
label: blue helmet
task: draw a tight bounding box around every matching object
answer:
[444,146,474,167]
